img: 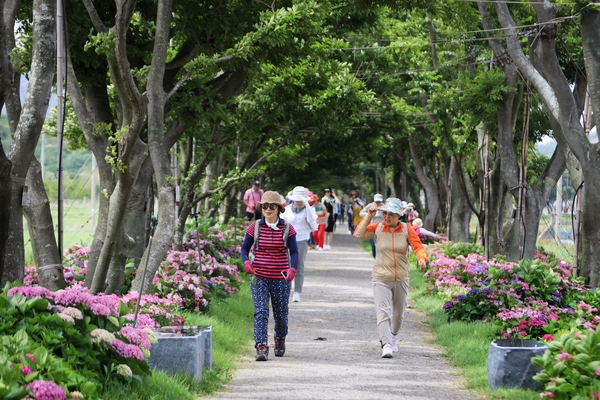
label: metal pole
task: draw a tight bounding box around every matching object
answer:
[484,132,490,261]
[555,176,562,241]
[132,216,158,328]
[518,82,530,260]
[56,0,65,256]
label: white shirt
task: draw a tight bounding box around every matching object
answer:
[359,202,384,223]
[282,205,318,241]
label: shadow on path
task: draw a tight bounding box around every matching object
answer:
[204,229,484,400]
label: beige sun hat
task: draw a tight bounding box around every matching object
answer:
[257,190,286,213]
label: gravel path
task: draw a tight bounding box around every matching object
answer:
[205,229,484,400]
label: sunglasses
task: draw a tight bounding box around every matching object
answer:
[261,203,279,210]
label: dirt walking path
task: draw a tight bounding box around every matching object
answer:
[205,229,484,399]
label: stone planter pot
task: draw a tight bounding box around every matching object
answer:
[487,338,547,390]
[147,325,212,381]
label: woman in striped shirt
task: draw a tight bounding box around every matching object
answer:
[241,191,299,361]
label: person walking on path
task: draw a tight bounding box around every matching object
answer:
[313,196,328,250]
[243,181,264,220]
[322,188,340,250]
[354,197,428,358]
[283,186,318,302]
[360,193,384,258]
[349,190,365,234]
[241,191,298,361]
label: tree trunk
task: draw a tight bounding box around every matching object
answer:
[66,66,116,289]
[3,0,56,286]
[131,0,175,296]
[408,134,439,231]
[581,5,600,130]
[580,4,600,285]
[90,139,148,293]
[123,156,154,267]
[448,163,472,242]
[494,0,600,283]
[23,158,66,290]
[0,146,11,280]
[0,1,18,278]
[487,154,506,257]
[492,64,522,260]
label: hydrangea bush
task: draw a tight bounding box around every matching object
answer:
[1,284,155,399]
[422,240,600,397]
[151,221,242,312]
[5,219,243,399]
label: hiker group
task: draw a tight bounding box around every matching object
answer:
[239,183,434,361]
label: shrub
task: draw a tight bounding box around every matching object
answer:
[2,283,155,398]
[151,226,242,312]
[532,327,600,399]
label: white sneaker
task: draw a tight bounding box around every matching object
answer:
[324,245,330,250]
[293,292,301,302]
[382,343,393,358]
[391,335,399,353]
[317,247,323,251]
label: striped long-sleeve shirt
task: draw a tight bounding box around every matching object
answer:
[241,218,298,279]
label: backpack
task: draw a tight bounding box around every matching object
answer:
[374,222,407,244]
[253,220,291,253]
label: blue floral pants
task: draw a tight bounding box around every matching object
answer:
[251,277,291,345]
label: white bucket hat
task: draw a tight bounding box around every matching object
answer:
[288,186,311,201]
[373,193,383,202]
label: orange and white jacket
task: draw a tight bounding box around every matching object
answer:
[354,218,428,282]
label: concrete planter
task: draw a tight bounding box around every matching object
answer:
[147,326,212,381]
[487,339,547,390]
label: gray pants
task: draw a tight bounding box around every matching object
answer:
[372,279,409,346]
[294,240,309,293]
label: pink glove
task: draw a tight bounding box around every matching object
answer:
[284,268,296,282]
[244,261,254,275]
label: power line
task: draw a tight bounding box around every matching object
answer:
[454,0,578,4]
[331,15,578,50]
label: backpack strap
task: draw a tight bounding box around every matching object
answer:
[282,221,290,249]
[253,220,262,253]
[253,220,290,253]
[374,222,408,244]
[374,222,385,243]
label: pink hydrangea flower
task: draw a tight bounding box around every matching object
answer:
[20,366,34,376]
[27,380,66,400]
[110,339,145,360]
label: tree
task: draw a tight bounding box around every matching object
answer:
[1,0,62,287]
[492,0,600,282]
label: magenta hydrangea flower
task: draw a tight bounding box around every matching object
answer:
[118,326,152,350]
[7,286,55,300]
[110,338,145,360]
[27,380,66,400]
[20,366,34,376]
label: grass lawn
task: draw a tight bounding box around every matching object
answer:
[23,199,97,264]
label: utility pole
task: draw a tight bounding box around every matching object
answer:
[56,0,65,256]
